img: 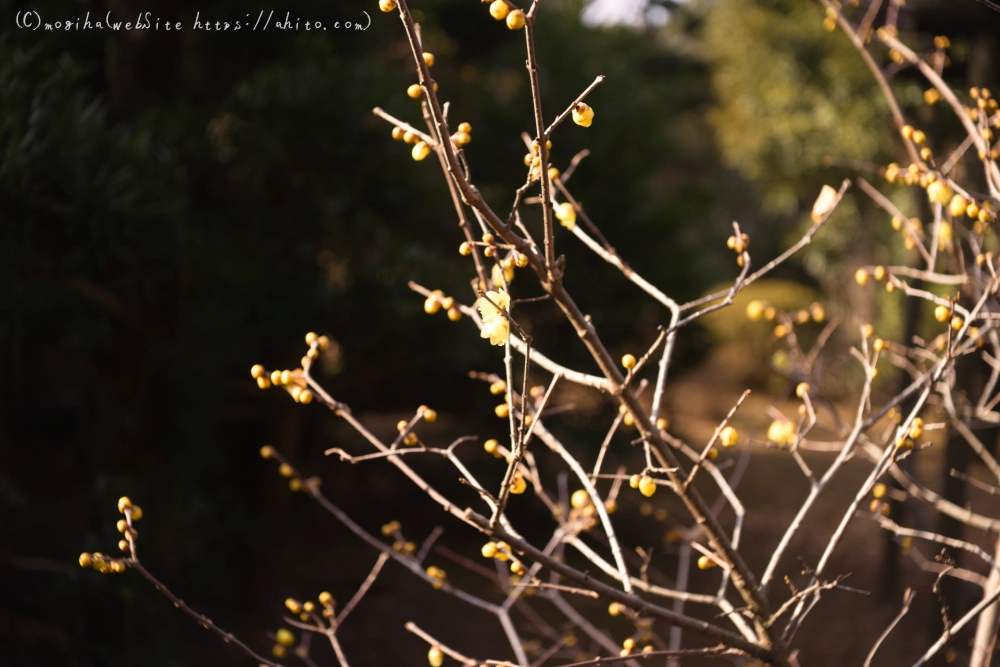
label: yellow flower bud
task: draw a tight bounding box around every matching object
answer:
[745,300,765,320]
[697,555,718,570]
[379,0,397,12]
[621,354,637,369]
[767,420,795,447]
[719,426,739,447]
[555,202,577,229]
[506,9,525,29]
[571,489,590,509]
[276,628,295,647]
[927,180,952,205]
[412,141,431,161]
[489,0,510,20]
[810,302,825,322]
[638,476,656,497]
[949,194,968,217]
[422,52,435,67]
[572,103,594,127]
[510,474,527,494]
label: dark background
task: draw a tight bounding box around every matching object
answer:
[3,0,1000,665]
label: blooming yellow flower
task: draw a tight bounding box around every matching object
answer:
[555,202,577,229]
[810,184,838,222]
[478,289,511,346]
[491,263,515,287]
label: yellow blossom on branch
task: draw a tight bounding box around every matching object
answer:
[478,289,511,346]
[491,263,515,288]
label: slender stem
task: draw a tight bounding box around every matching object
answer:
[524,18,556,270]
[336,552,390,625]
[129,560,287,667]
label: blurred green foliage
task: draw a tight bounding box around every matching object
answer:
[702,0,891,215]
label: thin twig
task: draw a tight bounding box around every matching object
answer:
[336,552,390,625]
[129,560,287,667]
[863,588,915,667]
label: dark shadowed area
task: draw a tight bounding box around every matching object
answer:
[3,0,1000,665]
